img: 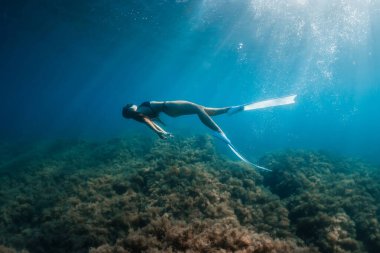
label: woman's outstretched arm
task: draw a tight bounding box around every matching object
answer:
[142,117,171,139]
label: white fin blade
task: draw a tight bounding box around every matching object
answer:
[252,163,272,172]
[227,144,272,172]
[244,95,297,111]
[227,144,250,163]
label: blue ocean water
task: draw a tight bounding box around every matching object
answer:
[1,0,380,163]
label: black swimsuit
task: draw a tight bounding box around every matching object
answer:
[140,101,164,119]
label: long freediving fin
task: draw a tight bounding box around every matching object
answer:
[212,131,232,145]
[227,143,272,172]
[229,94,297,115]
[244,94,297,111]
[213,131,271,171]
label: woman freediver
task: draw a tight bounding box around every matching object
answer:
[122,100,234,141]
[122,95,297,171]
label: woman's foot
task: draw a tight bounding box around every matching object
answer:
[227,105,244,115]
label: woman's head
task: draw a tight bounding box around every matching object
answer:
[122,104,138,119]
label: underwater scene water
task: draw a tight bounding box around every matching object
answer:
[1,1,380,252]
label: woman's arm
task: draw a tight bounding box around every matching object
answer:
[142,117,171,139]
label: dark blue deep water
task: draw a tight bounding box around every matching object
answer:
[1,0,380,162]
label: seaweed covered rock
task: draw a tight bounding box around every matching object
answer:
[0,245,29,253]
[261,150,380,253]
[90,217,315,253]
[0,136,379,253]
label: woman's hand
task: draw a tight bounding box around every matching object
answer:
[158,131,173,139]
[142,117,173,140]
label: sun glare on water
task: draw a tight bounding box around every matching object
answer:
[195,0,375,95]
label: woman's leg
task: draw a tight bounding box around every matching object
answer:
[203,106,230,116]
[162,101,224,132]
[196,107,223,132]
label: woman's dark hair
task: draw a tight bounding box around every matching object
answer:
[122,104,135,118]
[122,104,145,122]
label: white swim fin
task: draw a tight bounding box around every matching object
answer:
[229,95,297,115]
[212,131,232,145]
[227,143,272,172]
[213,131,271,172]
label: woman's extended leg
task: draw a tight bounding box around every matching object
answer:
[203,106,230,116]
[162,101,225,132]
[196,107,223,132]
